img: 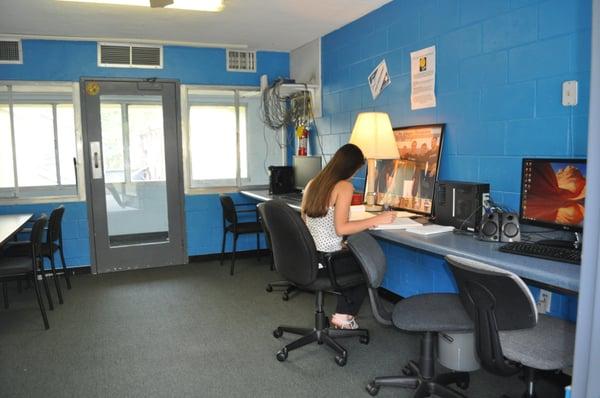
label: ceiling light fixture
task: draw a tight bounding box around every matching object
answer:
[57,0,225,12]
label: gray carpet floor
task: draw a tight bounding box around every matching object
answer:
[0,258,561,398]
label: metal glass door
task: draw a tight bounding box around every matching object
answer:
[81,79,186,273]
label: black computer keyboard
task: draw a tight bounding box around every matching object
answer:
[277,192,303,202]
[499,242,581,265]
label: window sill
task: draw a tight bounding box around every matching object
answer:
[185,185,269,196]
[0,195,83,205]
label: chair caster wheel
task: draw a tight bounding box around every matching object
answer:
[365,382,379,396]
[456,379,469,390]
[359,334,370,344]
[334,355,347,367]
[276,348,288,362]
[265,285,273,292]
[282,293,289,301]
[273,328,283,338]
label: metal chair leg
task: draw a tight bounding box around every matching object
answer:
[32,275,49,330]
[230,235,238,276]
[256,232,260,261]
[3,282,8,309]
[40,268,54,311]
[58,246,71,289]
[49,254,64,304]
[220,231,227,266]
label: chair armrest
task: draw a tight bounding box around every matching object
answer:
[321,249,356,291]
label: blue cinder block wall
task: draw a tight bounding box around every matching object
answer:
[0,39,288,266]
[316,0,590,321]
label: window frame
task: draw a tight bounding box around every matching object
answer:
[0,81,85,204]
[181,85,286,194]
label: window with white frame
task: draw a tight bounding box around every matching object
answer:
[0,83,78,198]
[185,87,283,189]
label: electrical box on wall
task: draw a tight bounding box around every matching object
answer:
[290,38,322,117]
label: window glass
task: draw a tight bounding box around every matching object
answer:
[56,104,77,185]
[128,103,166,181]
[100,103,125,183]
[0,104,14,189]
[13,104,57,187]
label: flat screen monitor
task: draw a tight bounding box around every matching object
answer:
[364,124,444,215]
[519,158,586,232]
[293,156,322,190]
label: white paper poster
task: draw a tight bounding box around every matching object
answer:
[410,46,436,110]
[368,60,391,100]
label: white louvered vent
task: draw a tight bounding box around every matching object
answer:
[226,49,256,72]
[98,43,162,69]
[0,40,22,63]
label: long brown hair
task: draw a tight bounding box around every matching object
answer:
[304,144,364,217]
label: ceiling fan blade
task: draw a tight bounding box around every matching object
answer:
[149,0,173,7]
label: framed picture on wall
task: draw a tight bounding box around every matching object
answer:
[364,123,445,215]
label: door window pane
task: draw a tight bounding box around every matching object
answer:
[56,104,77,185]
[128,104,166,182]
[0,105,14,189]
[100,103,125,183]
[13,104,57,187]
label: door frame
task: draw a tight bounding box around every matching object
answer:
[80,77,187,273]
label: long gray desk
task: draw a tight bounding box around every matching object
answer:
[0,214,33,247]
[240,190,580,294]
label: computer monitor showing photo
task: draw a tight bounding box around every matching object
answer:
[364,124,444,215]
[520,158,586,232]
[293,155,322,190]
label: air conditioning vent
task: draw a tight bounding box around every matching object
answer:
[98,43,162,69]
[226,49,256,72]
[0,40,22,63]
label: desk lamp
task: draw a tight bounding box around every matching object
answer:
[349,112,399,211]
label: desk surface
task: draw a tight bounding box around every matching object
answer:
[240,190,580,293]
[0,214,33,247]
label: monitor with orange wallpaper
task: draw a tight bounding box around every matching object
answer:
[520,158,586,232]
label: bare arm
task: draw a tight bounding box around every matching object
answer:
[333,181,396,236]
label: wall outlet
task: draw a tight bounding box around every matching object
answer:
[536,289,552,314]
[562,80,578,106]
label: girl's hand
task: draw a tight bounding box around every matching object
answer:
[373,211,397,226]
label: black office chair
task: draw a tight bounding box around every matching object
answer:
[346,232,472,397]
[258,200,369,366]
[219,195,263,276]
[446,255,575,398]
[4,206,70,305]
[0,216,50,330]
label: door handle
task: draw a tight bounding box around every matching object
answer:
[90,141,103,179]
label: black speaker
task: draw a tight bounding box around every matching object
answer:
[500,212,521,243]
[268,166,295,195]
[479,212,500,242]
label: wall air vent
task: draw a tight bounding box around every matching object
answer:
[226,49,256,72]
[98,43,163,69]
[0,40,22,63]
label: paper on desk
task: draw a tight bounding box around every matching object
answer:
[350,206,417,221]
[370,218,423,230]
[404,224,454,236]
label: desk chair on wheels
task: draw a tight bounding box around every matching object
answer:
[258,200,369,366]
[218,195,263,276]
[346,232,472,398]
[446,255,575,398]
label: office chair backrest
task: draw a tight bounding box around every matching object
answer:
[30,215,48,259]
[47,205,65,244]
[346,232,387,288]
[446,255,537,376]
[219,195,237,225]
[257,200,319,286]
[346,232,392,326]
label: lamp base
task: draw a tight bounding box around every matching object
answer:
[365,204,383,212]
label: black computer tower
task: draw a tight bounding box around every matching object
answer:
[434,181,490,232]
[268,166,295,195]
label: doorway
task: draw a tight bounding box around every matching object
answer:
[80,79,186,273]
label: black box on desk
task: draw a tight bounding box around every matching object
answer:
[434,181,490,232]
[268,166,295,195]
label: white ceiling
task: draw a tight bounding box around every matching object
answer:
[0,0,391,51]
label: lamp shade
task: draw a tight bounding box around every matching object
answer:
[349,112,399,159]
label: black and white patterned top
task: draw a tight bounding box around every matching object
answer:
[305,207,343,253]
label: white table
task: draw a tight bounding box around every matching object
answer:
[0,214,33,247]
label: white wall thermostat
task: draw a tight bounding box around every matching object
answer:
[562,80,578,106]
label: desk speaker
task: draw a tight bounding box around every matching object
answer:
[500,213,520,243]
[479,212,500,242]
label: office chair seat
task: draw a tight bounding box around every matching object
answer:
[392,293,473,332]
[0,257,32,277]
[304,269,364,291]
[499,314,575,370]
